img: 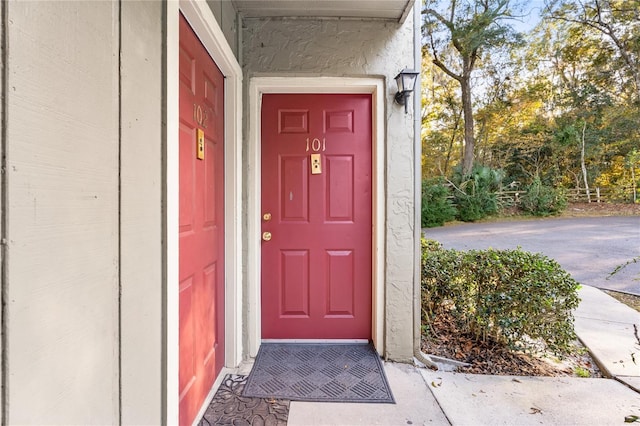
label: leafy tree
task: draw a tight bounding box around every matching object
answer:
[545,0,640,103]
[422,0,522,175]
[420,0,640,205]
[627,150,640,203]
[508,9,638,197]
[421,57,465,177]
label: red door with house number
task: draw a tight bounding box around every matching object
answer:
[261,94,372,339]
[178,14,225,426]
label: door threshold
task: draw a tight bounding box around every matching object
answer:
[261,339,369,344]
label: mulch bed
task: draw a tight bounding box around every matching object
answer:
[421,312,601,377]
[604,290,640,312]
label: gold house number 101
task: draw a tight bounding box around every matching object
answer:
[305,137,326,152]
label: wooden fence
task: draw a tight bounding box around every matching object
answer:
[563,187,637,203]
[439,181,637,204]
[496,187,638,204]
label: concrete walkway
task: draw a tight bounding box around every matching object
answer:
[220,285,640,425]
[574,285,640,381]
[283,285,640,425]
[414,285,640,426]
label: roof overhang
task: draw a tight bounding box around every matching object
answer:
[232,0,416,23]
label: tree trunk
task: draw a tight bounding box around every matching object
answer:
[631,163,637,203]
[580,121,591,203]
[460,75,475,175]
[444,108,463,175]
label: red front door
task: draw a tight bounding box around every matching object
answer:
[261,94,372,339]
[178,14,225,426]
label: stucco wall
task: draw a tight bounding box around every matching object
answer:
[242,12,418,361]
[5,2,120,423]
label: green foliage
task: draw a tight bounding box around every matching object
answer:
[422,0,523,174]
[518,178,568,216]
[421,0,640,205]
[452,165,503,222]
[421,239,581,355]
[421,178,457,228]
[574,366,591,378]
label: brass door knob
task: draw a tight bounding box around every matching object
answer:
[262,231,272,241]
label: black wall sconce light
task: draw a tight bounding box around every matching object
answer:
[394,69,419,114]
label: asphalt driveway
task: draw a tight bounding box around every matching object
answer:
[423,216,640,295]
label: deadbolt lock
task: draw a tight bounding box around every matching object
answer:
[263,212,272,221]
[262,231,272,241]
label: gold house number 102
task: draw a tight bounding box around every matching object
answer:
[305,137,326,152]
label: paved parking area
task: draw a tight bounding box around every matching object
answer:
[424,216,640,295]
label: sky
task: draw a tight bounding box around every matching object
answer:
[514,0,546,32]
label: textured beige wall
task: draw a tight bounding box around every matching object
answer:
[5,2,120,424]
[120,2,165,424]
[3,1,234,423]
[242,13,418,361]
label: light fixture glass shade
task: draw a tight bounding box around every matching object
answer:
[394,69,420,113]
[394,69,419,94]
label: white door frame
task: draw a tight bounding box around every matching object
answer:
[166,1,243,424]
[247,77,386,357]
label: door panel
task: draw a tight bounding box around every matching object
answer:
[261,94,372,339]
[280,156,309,221]
[326,250,355,316]
[326,155,354,221]
[178,14,225,426]
[281,249,311,316]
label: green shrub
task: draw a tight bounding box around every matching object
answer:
[518,178,568,216]
[454,192,497,222]
[422,178,457,228]
[421,238,580,355]
[452,165,503,222]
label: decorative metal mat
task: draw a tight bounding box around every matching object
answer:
[242,343,395,404]
[198,374,289,426]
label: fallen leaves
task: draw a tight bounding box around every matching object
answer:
[421,311,601,377]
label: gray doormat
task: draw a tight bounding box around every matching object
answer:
[242,343,395,403]
[198,374,289,426]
